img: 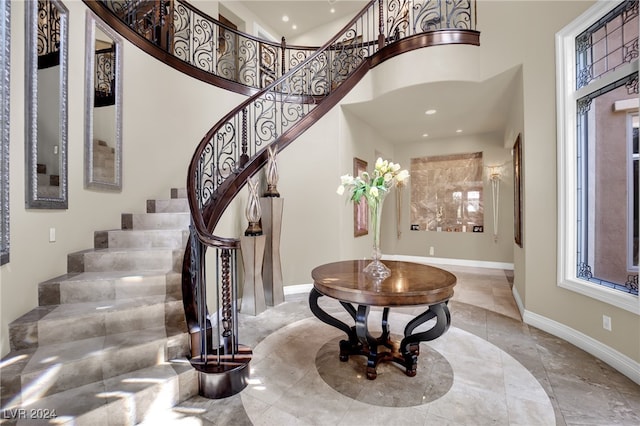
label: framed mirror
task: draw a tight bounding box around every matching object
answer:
[85,10,122,191]
[25,0,68,209]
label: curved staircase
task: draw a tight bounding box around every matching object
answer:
[0,189,197,423]
[1,0,481,417]
[180,0,479,398]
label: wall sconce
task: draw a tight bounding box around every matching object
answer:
[487,165,502,242]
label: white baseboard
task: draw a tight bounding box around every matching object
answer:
[523,310,640,386]
[383,254,514,270]
[512,285,525,318]
[284,283,312,295]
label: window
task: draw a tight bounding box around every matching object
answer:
[557,0,639,314]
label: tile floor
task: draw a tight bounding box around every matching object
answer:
[158,264,639,425]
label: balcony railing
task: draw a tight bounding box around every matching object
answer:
[88,0,477,93]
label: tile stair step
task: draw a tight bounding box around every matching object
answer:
[1,188,194,420]
[8,295,186,351]
[94,229,189,250]
[2,360,197,425]
[121,212,190,230]
[146,198,190,213]
[0,325,190,400]
[38,271,181,306]
[67,248,183,273]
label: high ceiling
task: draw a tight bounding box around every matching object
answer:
[237,0,368,40]
[237,1,521,145]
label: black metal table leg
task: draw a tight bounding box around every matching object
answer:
[309,288,451,380]
[309,288,361,360]
[400,302,450,376]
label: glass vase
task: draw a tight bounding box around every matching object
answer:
[363,193,391,280]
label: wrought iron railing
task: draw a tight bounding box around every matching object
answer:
[90,0,476,92]
[85,0,479,394]
[182,0,478,390]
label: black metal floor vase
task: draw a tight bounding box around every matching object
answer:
[189,226,251,398]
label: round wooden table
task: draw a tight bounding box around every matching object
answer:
[309,260,456,379]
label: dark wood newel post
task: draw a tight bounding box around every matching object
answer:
[378,0,384,49]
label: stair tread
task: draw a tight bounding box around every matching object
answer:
[42,270,172,284]
[9,361,196,422]
[19,325,187,375]
[103,228,188,234]
[127,212,190,217]
[73,247,180,254]
[11,295,177,325]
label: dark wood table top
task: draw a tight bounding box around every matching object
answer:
[311,260,456,307]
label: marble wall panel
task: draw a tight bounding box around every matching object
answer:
[410,152,484,232]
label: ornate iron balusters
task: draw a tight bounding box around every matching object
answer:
[378,0,385,48]
[219,249,234,353]
[239,108,249,168]
[387,0,410,41]
[95,0,476,92]
[173,2,215,74]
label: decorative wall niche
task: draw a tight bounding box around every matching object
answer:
[410,152,484,232]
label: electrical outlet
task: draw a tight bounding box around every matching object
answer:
[602,315,612,331]
[49,227,56,243]
[429,246,435,256]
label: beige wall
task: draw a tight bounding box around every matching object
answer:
[2,0,638,373]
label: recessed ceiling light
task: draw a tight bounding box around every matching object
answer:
[422,133,429,138]
[425,109,437,115]
[292,24,297,30]
[330,8,335,13]
[282,15,289,22]
[456,129,463,133]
